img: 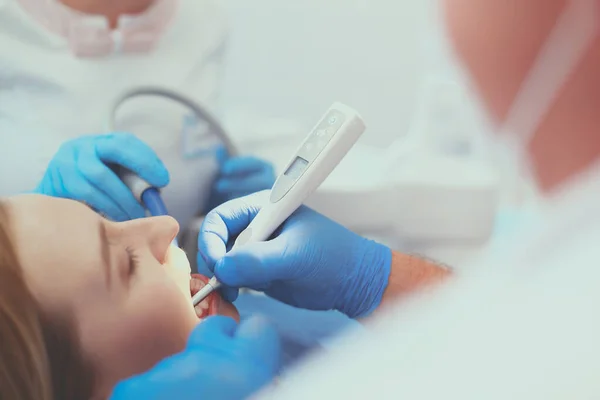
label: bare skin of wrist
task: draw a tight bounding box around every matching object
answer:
[377,251,452,313]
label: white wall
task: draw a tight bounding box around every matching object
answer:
[215,1,510,266]
[218,0,451,147]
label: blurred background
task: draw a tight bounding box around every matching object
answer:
[0,0,542,366]
[214,0,520,266]
[0,0,536,265]
[219,0,447,146]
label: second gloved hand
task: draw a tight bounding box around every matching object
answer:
[205,147,275,212]
[34,133,169,222]
[199,191,392,318]
[111,316,280,400]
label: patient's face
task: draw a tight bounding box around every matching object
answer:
[4,194,237,394]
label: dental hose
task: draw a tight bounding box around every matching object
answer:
[119,170,179,247]
[141,188,179,247]
[141,188,169,216]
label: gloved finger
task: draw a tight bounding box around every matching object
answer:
[187,316,238,348]
[215,175,275,196]
[198,213,230,271]
[198,191,269,268]
[77,146,145,220]
[219,286,239,303]
[195,252,242,303]
[58,165,130,222]
[94,133,170,188]
[110,353,205,400]
[221,156,274,177]
[214,144,229,166]
[194,257,239,302]
[234,316,281,375]
[195,253,213,277]
[214,239,294,287]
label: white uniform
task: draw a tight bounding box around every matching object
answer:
[256,163,600,399]
[0,0,228,226]
[254,1,600,396]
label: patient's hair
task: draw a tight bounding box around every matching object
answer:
[0,202,95,399]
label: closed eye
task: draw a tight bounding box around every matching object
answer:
[125,247,141,278]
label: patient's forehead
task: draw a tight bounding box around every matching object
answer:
[5,194,94,219]
[3,194,105,310]
[5,195,100,243]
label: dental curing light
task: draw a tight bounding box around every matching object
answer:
[192,102,366,306]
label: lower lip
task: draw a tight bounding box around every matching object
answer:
[190,274,219,319]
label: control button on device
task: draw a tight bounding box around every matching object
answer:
[318,110,345,132]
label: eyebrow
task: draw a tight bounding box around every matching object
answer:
[98,221,112,289]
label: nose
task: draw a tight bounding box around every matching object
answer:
[122,216,180,263]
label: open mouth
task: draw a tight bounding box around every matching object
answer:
[190,274,219,319]
[189,274,240,321]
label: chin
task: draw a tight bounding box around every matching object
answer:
[190,274,240,322]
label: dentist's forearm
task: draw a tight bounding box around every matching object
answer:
[377,251,452,312]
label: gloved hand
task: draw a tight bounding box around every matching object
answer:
[110,316,280,400]
[205,147,275,212]
[198,192,392,318]
[34,133,169,222]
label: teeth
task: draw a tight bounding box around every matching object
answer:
[190,276,212,318]
[194,301,210,318]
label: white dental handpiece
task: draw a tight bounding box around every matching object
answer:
[192,102,366,306]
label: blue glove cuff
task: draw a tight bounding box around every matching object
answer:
[338,241,392,318]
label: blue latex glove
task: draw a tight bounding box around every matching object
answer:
[110,316,280,400]
[205,147,275,212]
[34,133,169,222]
[198,192,392,319]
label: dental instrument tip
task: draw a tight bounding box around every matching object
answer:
[191,276,220,306]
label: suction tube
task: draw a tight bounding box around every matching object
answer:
[141,188,179,247]
[141,188,169,216]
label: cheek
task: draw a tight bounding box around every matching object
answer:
[140,278,198,331]
[77,280,196,386]
[191,274,239,322]
[118,280,197,367]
